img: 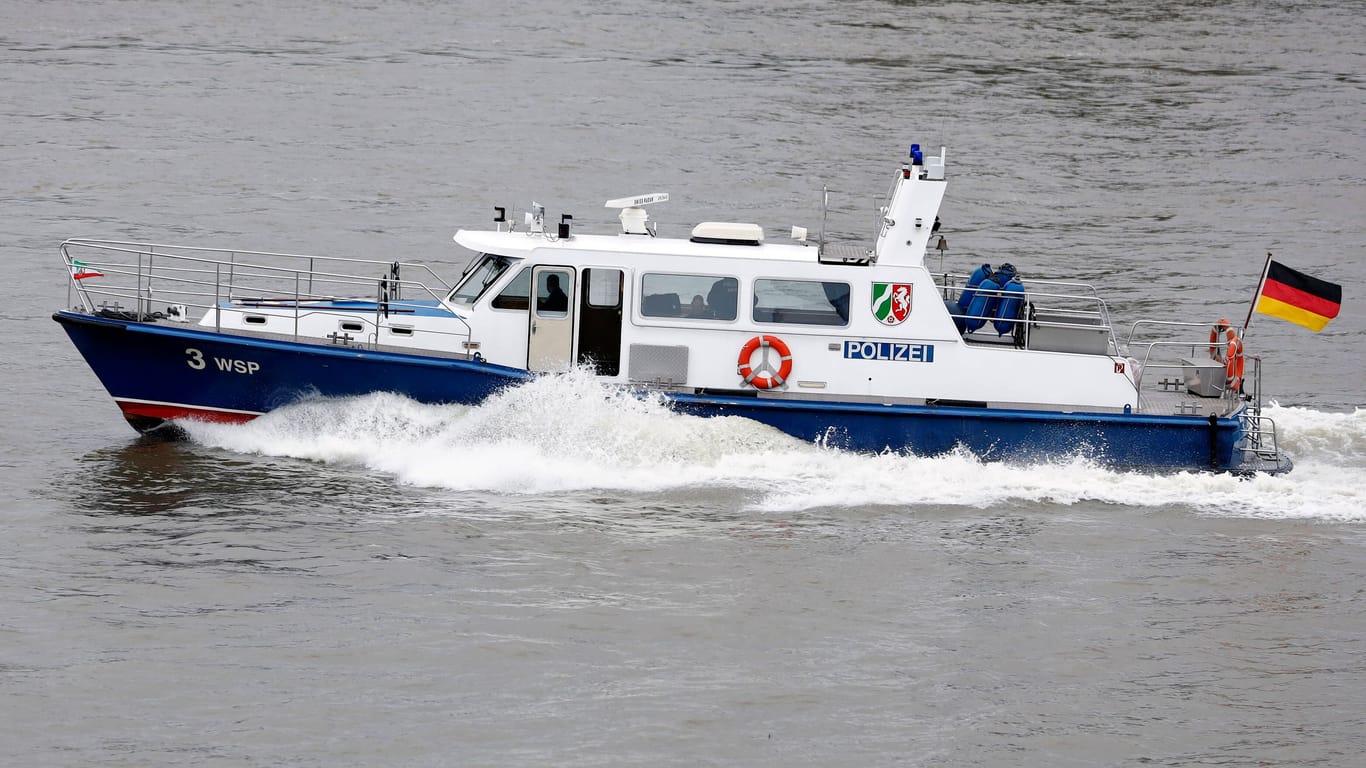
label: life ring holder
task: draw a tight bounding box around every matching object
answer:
[1208,319,1244,392]
[737,335,793,389]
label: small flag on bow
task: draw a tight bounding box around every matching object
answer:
[71,260,105,280]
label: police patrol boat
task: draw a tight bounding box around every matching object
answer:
[53,143,1291,474]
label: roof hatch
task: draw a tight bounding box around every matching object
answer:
[689,222,764,246]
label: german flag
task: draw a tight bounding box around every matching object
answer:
[1255,260,1341,332]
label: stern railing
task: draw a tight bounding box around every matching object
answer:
[1124,320,1267,413]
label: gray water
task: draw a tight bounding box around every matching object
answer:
[3,1,1366,765]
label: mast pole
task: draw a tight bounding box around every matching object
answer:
[1242,251,1273,335]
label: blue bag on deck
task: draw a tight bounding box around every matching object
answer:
[957,264,995,313]
[993,276,1025,335]
[964,275,1000,332]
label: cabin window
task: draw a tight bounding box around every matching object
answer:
[388,325,414,336]
[243,315,267,325]
[586,268,622,309]
[640,273,737,320]
[535,268,572,317]
[340,320,365,332]
[448,253,515,305]
[753,278,850,326]
[491,267,532,310]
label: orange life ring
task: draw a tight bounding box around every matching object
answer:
[1209,318,1232,361]
[1224,334,1244,392]
[737,335,793,389]
[1208,319,1244,391]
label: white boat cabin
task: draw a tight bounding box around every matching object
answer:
[424,146,1136,414]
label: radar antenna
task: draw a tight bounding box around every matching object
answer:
[604,192,669,235]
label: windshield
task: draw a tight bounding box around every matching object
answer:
[447,254,515,304]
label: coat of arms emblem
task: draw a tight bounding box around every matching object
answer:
[871,282,913,325]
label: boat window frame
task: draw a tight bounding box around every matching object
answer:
[447,253,518,306]
[533,267,574,318]
[490,266,533,311]
[584,267,623,310]
[638,271,739,322]
[751,276,851,327]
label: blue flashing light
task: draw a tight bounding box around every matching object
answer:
[910,143,923,165]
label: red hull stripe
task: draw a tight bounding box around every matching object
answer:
[116,399,262,424]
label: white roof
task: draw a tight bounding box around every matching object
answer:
[453,229,815,262]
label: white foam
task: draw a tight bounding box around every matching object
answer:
[180,375,1366,522]
[1263,403,1366,463]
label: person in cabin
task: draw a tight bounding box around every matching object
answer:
[686,294,707,317]
[540,273,568,312]
[823,282,851,322]
[706,278,737,320]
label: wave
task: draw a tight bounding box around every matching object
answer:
[180,373,1366,522]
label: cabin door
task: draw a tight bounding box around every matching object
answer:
[576,267,624,376]
[528,266,575,372]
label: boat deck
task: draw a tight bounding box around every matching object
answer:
[1138,382,1237,418]
[93,312,476,362]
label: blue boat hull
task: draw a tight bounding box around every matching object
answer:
[669,394,1245,472]
[53,311,529,428]
[55,311,1249,471]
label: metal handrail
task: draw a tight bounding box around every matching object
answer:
[936,271,1118,353]
[60,238,472,346]
[1240,413,1281,456]
[61,237,452,291]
